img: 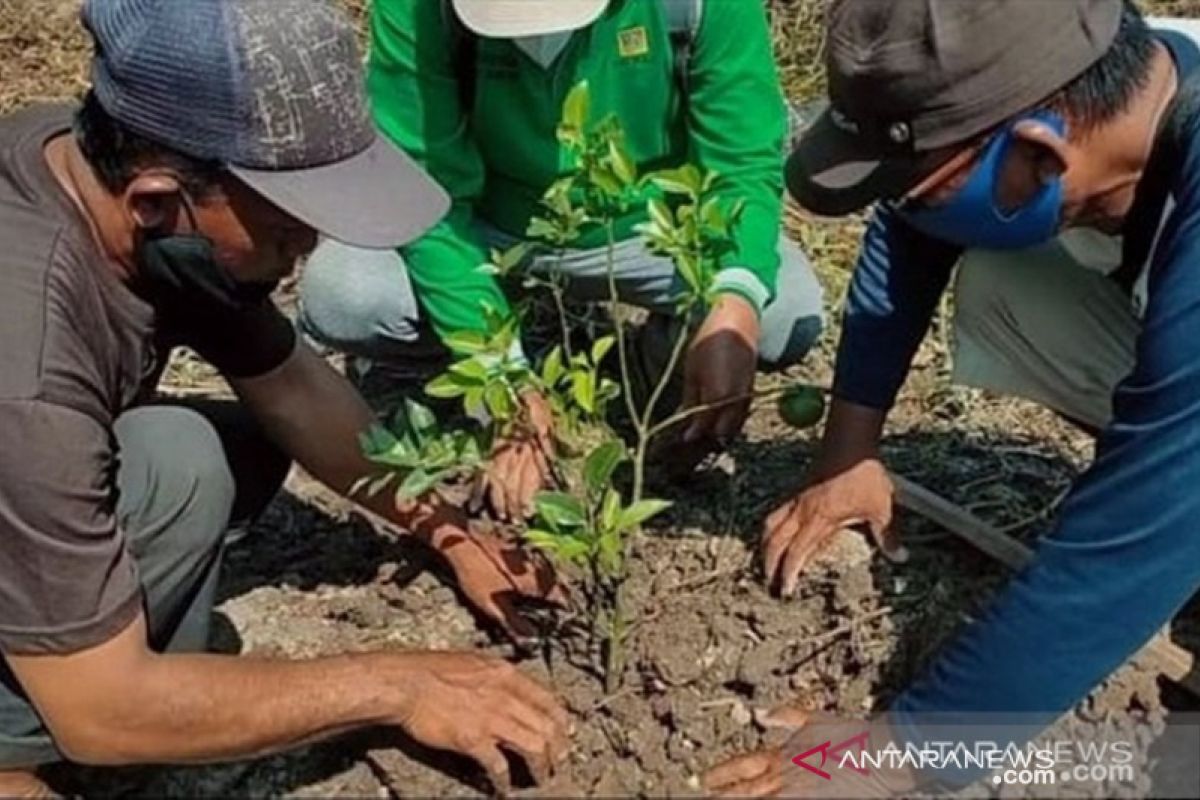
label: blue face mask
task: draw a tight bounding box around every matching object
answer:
[898,110,1067,250]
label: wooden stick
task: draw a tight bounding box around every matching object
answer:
[891,473,1200,696]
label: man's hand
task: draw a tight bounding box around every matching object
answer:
[681,294,761,444]
[393,651,572,791]
[763,458,905,596]
[705,748,784,797]
[477,390,554,521]
[9,614,572,792]
[417,502,566,642]
[0,770,58,799]
[704,706,912,798]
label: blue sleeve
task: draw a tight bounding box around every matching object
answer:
[891,163,1200,731]
[833,205,963,410]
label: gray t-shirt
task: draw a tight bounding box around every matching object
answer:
[0,105,296,655]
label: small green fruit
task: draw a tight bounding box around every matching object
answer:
[778,385,826,429]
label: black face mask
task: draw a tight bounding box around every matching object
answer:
[135,197,276,313]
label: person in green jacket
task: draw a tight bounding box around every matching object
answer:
[300,0,824,519]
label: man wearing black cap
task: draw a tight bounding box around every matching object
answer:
[707,0,1200,795]
[0,0,569,794]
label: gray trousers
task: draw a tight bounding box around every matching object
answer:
[298,229,825,370]
[951,237,1140,431]
[0,403,289,769]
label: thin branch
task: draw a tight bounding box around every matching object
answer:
[637,307,693,433]
[605,220,641,431]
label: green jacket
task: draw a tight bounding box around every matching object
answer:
[369,0,787,338]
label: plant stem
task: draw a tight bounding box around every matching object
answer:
[637,309,692,432]
[632,444,647,509]
[631,306,691,502]
[605,219,641,443]
[604,579,626,694]
[550,252,574,361]
[646,383,814,440]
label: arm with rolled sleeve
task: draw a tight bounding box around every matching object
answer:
[685,0,789,314]
[833,206,962,410]
[891,150,1200,735]
[368,0,509,338]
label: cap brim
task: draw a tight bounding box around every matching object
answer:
[786,108,922,217]
[452,0,607,37]
[230,136,449,250]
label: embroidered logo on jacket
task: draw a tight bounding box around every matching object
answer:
[618,26,649,58]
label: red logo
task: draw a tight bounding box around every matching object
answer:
[791,731,872,780]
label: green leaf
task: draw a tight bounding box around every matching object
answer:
[525,529,562,552]
[598,528,623,576]
[590,335,615,365]
[475,262,502,277]
[541,346,565,387]
[618,499,672,531]
[609,139,636,185]
[674,251,702,294]
[701,197,725,232]
[651,169,698,198]
[457,432,484,466]
[583,440,627,495]
[535,492,587,529]
[403,399,438,438]
[526,217,561,242]
[524,530,592,563]
[558,536,593,562]
[358,424,398,457]
[504,363,537,389]
[679,164,705,192]
[728,197,747,225]
[702,168,722,194]
[648,197,674,232]
[600,487,622,532]
[571,369,597,414]
[483,382,514,420]
[464,386,486,417]
[444,330,488,356]
[397,469,438,502]
[425,373,469,399]
[364,449,422,470]
[449,358,489,382]
[542,178,575,214]
[598,378,621,403]
[494,242,531,272]
[589,166,623,196]
[561,81,591,133]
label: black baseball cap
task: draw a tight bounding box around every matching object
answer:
[787,0,1123,217]
[81,0,449,249]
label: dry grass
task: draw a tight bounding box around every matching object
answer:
[3,0,1191,111]
[0,1,88,114]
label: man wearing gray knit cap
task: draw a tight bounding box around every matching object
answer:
[0,1,568,794]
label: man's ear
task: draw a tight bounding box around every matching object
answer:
[124,173,183,232]
[1012,119,1070,184]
